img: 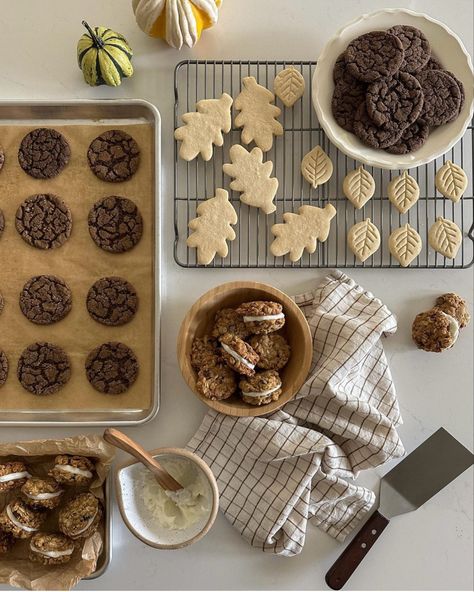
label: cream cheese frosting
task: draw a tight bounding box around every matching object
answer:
[54,465,92,479]
[0,471,31,483]
[6,505,38,533]
[243,313,285,322]
[30,541,74,558]
[241,383,282,398]
[221,342,255,370]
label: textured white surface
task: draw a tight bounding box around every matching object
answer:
[0,0,472,590]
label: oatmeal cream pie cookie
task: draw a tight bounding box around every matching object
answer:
[29,532,75,566]
[59,493,102,540]
[21,478,64,510]
[196,364,237,401]
[239,370,282,406]
[191,335,220,369]
[249,333,290,370]
[219,334,259,376]
[412,308,460,353]
[0,462,31,493]
[435,293,471,329]
[0,498,45,539]
[49,455,95,487]
[211,307,251,339]
[236,301,285,334]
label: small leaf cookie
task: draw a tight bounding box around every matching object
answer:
[389,224,422,267]
[234,76,283,152]
[435,161,468,202]
[348,218,380,262]
[428,217,462,259]
[343,166,375,209]
[175,93,233,161]
[187,189,238,265]
[270,203,336,262]
[223,145,278,214]
[388,171,420,213]
[274,67,305,107]
[301,146,333,189]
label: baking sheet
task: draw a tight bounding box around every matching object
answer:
[0,120,154,416]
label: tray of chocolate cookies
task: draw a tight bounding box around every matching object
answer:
[0,100,161,426]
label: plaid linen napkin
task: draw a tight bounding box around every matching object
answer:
[187,271,404,556]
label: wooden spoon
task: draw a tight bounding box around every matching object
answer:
[103,428,183,492]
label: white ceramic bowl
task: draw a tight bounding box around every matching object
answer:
[313,8,474,169]
[115,448,219,550]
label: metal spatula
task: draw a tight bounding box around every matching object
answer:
[325,428,473,590]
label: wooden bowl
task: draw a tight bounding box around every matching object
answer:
[177,281,312,417]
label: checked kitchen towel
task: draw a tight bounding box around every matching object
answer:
[187,271,405,556]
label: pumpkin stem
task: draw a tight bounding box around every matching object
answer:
[82,20,104,48]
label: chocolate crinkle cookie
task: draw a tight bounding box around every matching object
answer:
[412,308,459,352]
[18,128,70,179]
[21,478,64,510]
[17,342,71,395]
[59,493,102,540]
[353,102,402,149]
[19,275,72,325]
[85,342,138,394]
[0,144,5,173]
[0,498,46,539]
[0,208,5,238]
[239,370,282,406]
[0,349,8,388]
[0,461,30,493]
[88,196,143,253]
[423,55,443,70]
[385,119,429,155]
[236,301,286,334]
[0,530,14,554]
[249,333,290,370]
[219,333,259,376]
[87,129,140,183]
[87,276,138,326]
[345,31,404,82]
[331,79,366,133]
[416,70,461,126]
[15,194,72,250]
[211,307,251,339]
[366,71,424,129]
[196,363,237,401]
[29,532,75,566]
[191,335,220,369]
[49,455,95,486]
[333,52,358,85]
[435,293,470,328]
[387,25,431,73]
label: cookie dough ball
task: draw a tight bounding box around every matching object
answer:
[49,455,95,487]
[412,308,459,352]
[249,333,290,370]
[191,335,220,369]
[59,493,102,540]
[29,532,75,566]
[435,293,470,328]
[0,498,45,539]
[21,478,64,510]
[196,364,237,401]
[236,301,285,334]
[0,530,14,554]
[0,461,31,493]
[239,370,282,406]
[211,308,251,339]
[220,334,259,376]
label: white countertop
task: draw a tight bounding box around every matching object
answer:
[0,0,473,590]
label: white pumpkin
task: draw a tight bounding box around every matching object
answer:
[132,0,221,49]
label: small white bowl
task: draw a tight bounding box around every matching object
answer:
[115,448,219,549]
[313,8,474,169]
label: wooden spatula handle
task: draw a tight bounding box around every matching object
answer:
[325,510,389,590]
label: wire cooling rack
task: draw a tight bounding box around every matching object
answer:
[174,60,474,269]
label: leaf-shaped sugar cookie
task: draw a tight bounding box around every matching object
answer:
[347,218,380,262]
[435,161,468,202]
[428,217,462,259]
[301,146,333,189]
[389,224,422,267]
[274,67,305,107]
[387,171,420,213]
[343,166,375,209]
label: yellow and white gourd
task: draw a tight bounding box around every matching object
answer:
[132,0,221,49]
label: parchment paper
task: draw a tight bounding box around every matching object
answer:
[0,434,115,590]
[0,122,154,413]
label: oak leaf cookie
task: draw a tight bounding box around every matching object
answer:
[389,224,422,267]
[387,171,420,213]
[234,76,283,152]
[345,31,404,82]
[174,93,233,161]
[435,161,468,202]
[347,218,380,262]
[87,130,140,183]
[271,203,336,262]
[301,145,333,189]
[273,67,305,107]
[187,189,237,265]
[428,217,462,259]
[343,166,375,209]
[223,144,278,214]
